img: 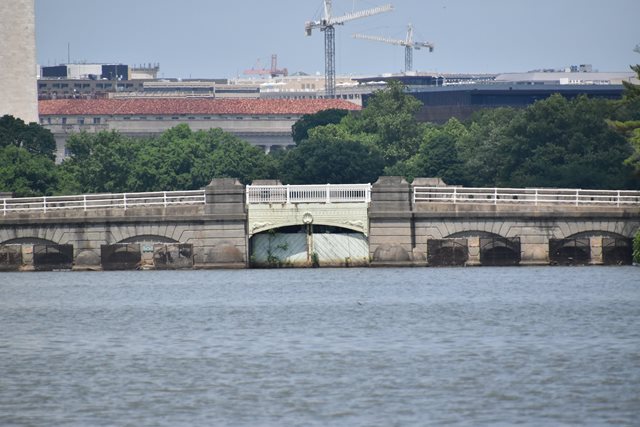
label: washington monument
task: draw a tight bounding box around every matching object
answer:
[0,0,39,123]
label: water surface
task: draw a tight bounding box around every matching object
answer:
[1,267,639,426]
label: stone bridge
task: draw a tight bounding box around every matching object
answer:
[0,177,638,271]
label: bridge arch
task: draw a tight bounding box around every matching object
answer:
[118,234,179,244]
[249,224,368,267]
[1,237,58,245]
[446,230,505,239]
[556,220,638,239]
[249,219,366,237]
[562,231,633,265]
[444,230,521,266]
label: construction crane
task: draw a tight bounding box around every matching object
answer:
[305,0,393,97]
[243,54,288,78]
[353,24,434,73]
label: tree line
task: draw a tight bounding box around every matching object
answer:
[1,76,639,198]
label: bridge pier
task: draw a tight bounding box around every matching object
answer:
[369,176,421,266]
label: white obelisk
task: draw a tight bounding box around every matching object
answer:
[0,0,39,123]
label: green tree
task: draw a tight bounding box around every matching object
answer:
[499,94,636,189]
[291,108,349,144]
[59,125,277,194]
[342,80,424,165]
[59,131,141,193]
[457,107,521,186]
[0,145,58,196]
[0,115,57,160]
[609,49,640,175]
[386,119,468,183]
[280,125,384,184]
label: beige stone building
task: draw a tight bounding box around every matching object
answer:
[39,98,361,160]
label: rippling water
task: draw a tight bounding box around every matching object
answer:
[1,267,639,426]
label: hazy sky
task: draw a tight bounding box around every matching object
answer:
[35,0,640,79]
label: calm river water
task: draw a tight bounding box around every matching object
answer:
[1,267,639,426]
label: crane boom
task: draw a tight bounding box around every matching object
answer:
[305,1,393,97]
[353,33,407,47]
[352,24,433,72]
[329,4,393,26]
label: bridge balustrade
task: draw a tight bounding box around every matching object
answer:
[1,190,206,215]
[413,186,640,207]
[246,184,371,204]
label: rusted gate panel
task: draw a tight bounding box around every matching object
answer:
[549,238,590,265]
[427,239,468,266]
[480,237,521,266]
[101,244,141,270]
[33,244,73,271]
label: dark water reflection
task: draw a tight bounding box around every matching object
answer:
[1,267,639,426]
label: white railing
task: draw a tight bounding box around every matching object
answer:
[413,186,640,207]
[247,184,371,204]
[1,190,206,215]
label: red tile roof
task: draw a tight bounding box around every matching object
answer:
[39,98,361,116]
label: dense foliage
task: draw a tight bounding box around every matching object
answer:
[286,82,639,189]
[609,54,640,176]
[57,125,278,194]
[1,73,640,197]
[0,116,58,196]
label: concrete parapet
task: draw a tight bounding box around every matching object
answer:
[204,178,247,216]
[370,176,412,213]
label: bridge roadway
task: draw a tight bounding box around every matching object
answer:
[0,177,638,271]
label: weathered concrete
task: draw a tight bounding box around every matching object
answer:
[0,177,638,270]
[0,179,248,270]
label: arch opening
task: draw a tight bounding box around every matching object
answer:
[0,245,22,271]
[101,244,141,270]
[602,238,632,265]
[250,224,368,267]
[427,239,468,266]
[33,244,74,271]
[480,237,521,266]
[549,238,590,265]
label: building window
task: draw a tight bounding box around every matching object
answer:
[123,116,131,120]
[77,118,85,125]
[187,116,196,120]
[47,117,52,124]
[39,83,47,89]
[236,117,244,120]
[139,116,148,120]
[203,116,211,120]
[93,117,101,124]
[171,116,179,120]
[156,117,164,120]
[61,117,67,124]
